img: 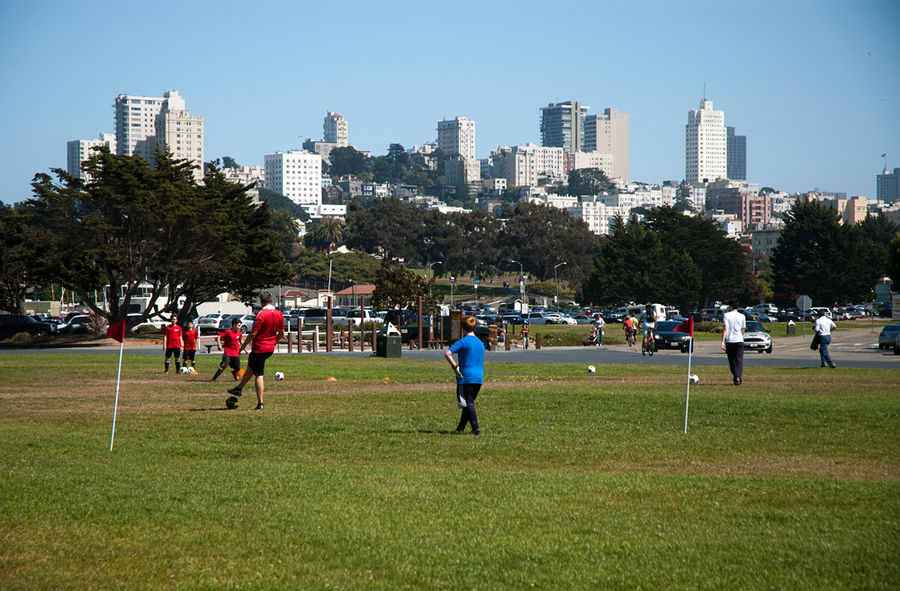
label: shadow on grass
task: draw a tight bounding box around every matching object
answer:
[388,428,462,435]
[189,407,232,412]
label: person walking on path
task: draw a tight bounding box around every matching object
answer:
[444,315,485,435]
[721,301,746,385]
[814,309,837,368]
[227,292,284,410]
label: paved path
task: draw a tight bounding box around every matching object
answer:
[4,328,898,370]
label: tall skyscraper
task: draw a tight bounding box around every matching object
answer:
[323,111,348,147]
[263,150,322,211]
[66,133,116,180]
[727,126,747,181]
[540,101,588,153]
[583,107,629,181]
[685,99,727,184]
[437,117,479,189]
[876,167,900,203]
[114,90,204,179]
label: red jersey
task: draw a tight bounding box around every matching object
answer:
[219,329,242,357]
[182,329,198,351]
[251,306,284,353]
[164,324,182,349]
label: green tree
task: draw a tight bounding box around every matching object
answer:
[770,198,875,307]
[674,180,696,213]
[644,206,748,306]
[566,168,614,196]
[0,206,50,312]
[888,233,900,285]
[329,146,370,178]
[294,250,381,284]
[584,215,702,311]
[371,260,439,312]
[221,156,239,169]
[344,197,424,262]
[304,218,345,252]
[257,186,310,221]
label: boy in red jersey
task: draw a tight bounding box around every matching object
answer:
[182,320,199,373]
[211,317,243,382]
[227,292,284,410]
[163,316,183,375]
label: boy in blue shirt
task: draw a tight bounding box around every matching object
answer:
[444,315,485,435]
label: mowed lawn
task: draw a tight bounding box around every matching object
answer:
[1,353,898,590]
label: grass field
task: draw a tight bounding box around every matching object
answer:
[1,353,898,590]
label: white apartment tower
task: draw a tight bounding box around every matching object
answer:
[685,99,727,184]
[583,107,629,181]
[114,90,204,179]
[66,133,116,179]
[437,117,479,189]
[323,111,348,147]
[263,151,322,212]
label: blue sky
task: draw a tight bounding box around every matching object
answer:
[1,0,898,204]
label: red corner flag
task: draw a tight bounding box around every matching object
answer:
[674,316,694,337]
[107,320,126,343]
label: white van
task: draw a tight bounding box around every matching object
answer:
[809,307,832,319]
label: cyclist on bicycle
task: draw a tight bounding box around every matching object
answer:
[641,305,657,356]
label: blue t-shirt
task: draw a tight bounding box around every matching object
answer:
[448,334,485,384]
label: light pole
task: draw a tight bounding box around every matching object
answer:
[427,261,442,343]
[554,261,567,309]
[449,276,456,307]
[473,263,480,310]
[510,259,524,313]
[427,261,442,302]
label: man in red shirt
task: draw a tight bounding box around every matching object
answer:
[163,316,183,375]
[228,292,284,410]
[211,317,243,382]
[181,320,199,374]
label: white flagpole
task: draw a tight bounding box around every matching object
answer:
[683,337,693,434]
[109,338,124,452]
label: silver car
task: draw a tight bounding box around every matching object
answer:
[743,320,773,353]
[877,324,900,350]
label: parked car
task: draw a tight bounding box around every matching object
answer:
[0,314,58,339]
[501,314,525,325]
[197,313,230,334]
[346,308,384,327]
[574,313,595,324]
[651,320,693,353]
[225,314,256,334]
[877,324,900,349]
[522,311,551,325]
[301,307,349,327]
[743,320,773,353]
[56,314,91,334]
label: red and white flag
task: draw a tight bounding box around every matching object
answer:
[107,320,126,343]
[674,316,694,337]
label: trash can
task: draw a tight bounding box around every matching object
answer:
[376,334,402,358]
[787,323,796,336]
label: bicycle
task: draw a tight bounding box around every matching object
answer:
[642,332,655,356]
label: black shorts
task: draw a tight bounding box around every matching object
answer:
[247,351,273,376]
[183,349,196,362]
[165,347,181,359]
[219,354,240,371]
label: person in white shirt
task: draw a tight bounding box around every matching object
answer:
[721,301,746,385]
[814,309,837,368]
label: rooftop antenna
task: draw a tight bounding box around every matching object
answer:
[703,82,706,101]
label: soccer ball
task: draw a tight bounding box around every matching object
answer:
[274,371,284,381]
[587,365,596,373]
[689,374,700,384]
[225,395,240,409]
[179,366,190,374]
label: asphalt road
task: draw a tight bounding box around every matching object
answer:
[4,327,899,370]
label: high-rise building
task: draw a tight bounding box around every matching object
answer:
[491,144,566,188]
[66,133,116,180]
[540,101,588,153]
[323,111,348,147]
[685,99,727,184]
[727,126,747,181]
[263,150,322,212]
[114,90,204,179]
[876,167,900,203]
[437,117,479,189]
[583,108,628,181]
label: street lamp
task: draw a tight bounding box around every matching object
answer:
[427,261,442,343]
[449,276,456,307]
[510,259,524,312]
[554,261,567,309]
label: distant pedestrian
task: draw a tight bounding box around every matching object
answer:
[721,301,746,385]
[227,292,285,410]
[592,315,605,346]
[163,316,182,375]
[814,309,837,368]
[444,315,485,435]
[522,322,530,350]
[623,315,636,347]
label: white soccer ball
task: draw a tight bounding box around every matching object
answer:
[274,371,284,381]
[690,374,699,384]
[179,366,190,374]
[587,365,596,373]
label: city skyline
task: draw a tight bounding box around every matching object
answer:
[1,0,898,205]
